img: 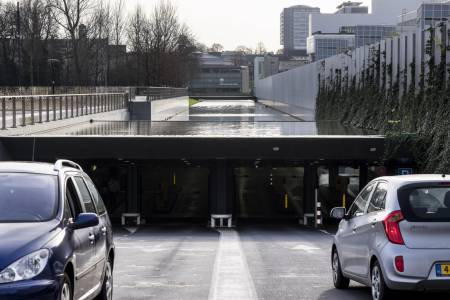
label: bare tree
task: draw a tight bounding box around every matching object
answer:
[209,43,224,52]
[127,4,147,85]
[0,0,199,88]
[111,0,124,46]
[50,0,92,84]
[21,0,56,85]
[235,45,253,54]
[0,1,23,85]
[150,0,180,84]
[89,0,111,85]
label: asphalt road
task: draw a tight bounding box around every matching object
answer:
[113,224,448,300]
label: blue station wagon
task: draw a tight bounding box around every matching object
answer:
[0,160,115,300]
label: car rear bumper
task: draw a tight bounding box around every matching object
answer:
[386,278,450,291]
[380,244,450,291]
[0,279,59,300]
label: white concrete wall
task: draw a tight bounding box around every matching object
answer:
[256,21,449,120]
[151,96,189,121]
[255,62,318,121]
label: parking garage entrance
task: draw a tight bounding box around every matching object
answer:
[73,160,310,223]
[79,160,210,223]
[234,167,305,219]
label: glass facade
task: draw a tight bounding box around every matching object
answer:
[340,25,397,48]
[293,11,310,49]
[308,35,355,61]
[190,66,242,94]
[417,3,450,29]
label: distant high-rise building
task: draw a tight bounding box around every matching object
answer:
[371,0,425,18]
[280,5,320,56]
[335,2,369,14]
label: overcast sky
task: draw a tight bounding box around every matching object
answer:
[120,0,372,52]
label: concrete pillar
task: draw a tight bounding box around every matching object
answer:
[303,163,317,216]
[0,141,11,161]
[209,160,234,215]
[127,165,139,213]
[359,163,369,192]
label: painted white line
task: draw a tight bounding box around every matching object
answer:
[291,244,321,253]
[319,229,333,236]
[209,230,258,300]
[123,226,138,234]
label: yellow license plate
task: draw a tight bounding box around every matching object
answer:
[436,264,450,277]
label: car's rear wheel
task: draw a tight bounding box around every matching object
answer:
[371,261,392,300]
[59,273,72,300]
[332,250,350,289]
[96,258,113,300]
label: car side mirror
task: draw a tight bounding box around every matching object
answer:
[70,213,99,230]
[330,207,347,220]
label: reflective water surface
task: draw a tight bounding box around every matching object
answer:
[37,100,375,137]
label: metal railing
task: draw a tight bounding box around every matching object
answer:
[0,93,128,130]
[128,87,188,102]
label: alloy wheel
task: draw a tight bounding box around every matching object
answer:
[332,253,339,284]
[371,266,381,300]
[105,262,113,300]
[61,282,71,300]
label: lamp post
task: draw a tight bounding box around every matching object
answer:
[47,59,60,95]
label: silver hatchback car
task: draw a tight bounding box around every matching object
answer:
[330,175,450,300]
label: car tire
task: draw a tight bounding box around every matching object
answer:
[59,273,73,300]
[332,250,350,289]
[371,261,392,300]
[96,258,113,300]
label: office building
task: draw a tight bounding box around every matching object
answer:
[335,2,368,14]
[340,25,397,47]
[372,0,426,20]
[281,5,321,56]
[189,53,245,95]
[307,34,355,61]
[416,1,450,29]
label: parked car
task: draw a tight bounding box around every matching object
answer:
[330,175,450,300]
[0,160,114,300]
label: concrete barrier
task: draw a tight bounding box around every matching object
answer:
[255,62,318,121]
[130,96,189,121]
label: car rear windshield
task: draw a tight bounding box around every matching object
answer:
[398,183,450,222]
[0,173,58,222]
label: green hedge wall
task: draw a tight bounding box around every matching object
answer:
[316,31,450,173]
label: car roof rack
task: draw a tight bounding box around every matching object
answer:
[54,160,83,172]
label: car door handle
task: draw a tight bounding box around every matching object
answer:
[88,233,95,245]
[101,226,107,236]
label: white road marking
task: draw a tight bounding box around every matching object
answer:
[319,229,332,236]
[291,244,321,253]
[123,226,138,234]
[209,230,258,300]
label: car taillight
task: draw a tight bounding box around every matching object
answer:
[395,256,404,273]
[383,210,405,245]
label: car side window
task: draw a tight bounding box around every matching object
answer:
[347,183,375,218]
[63,196,74,221]
[84,176,107,215]
[367,182,388,213]
[74,177,97,214]
[66,178,83,219]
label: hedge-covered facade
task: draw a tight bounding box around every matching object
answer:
[316,24,450,173]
